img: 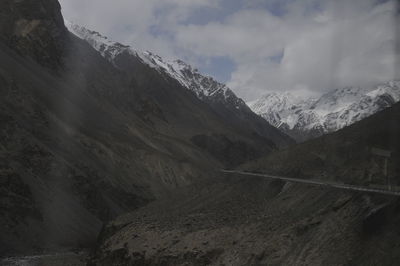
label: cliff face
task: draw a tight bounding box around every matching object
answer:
[0,0,67,68]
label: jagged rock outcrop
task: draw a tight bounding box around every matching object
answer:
[0,0,67,68]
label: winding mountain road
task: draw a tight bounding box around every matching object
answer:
[221,170,400,196]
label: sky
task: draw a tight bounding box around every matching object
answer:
[59,0,399,101]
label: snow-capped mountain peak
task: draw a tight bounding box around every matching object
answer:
[65,21,240,106]
[64,21,294,148]
[248,92,311,129]
[65,21,134,60]
[248,81,400,141]
[248,92,301,115]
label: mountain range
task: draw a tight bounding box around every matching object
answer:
[248,81,400,141]
[0,0,291,256]
[2,0,400,265]
[66,22,243,107]
[66,22,293,165]
[92,102,400,265]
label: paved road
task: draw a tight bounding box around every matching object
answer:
[221,170,400,196]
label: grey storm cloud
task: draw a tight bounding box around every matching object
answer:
[59,0,399,100]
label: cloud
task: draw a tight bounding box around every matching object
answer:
[174,0,398,99]
[59,0,219,58]
[59,0,399,100]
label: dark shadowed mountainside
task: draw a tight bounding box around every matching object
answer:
[89,96,400,265]
[0,0,292,256]
[3,0,399,265]
[66,22,293,156]
[89,173,400,265]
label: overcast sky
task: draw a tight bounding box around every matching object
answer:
[59,0,399,101]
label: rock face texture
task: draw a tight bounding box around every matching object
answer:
[0,0,67,68]
[89,174,400,266]
[66,22,294,152]
[4,0,399,264]
[248,82,400,141]
[0,0,292,256]
[90,102,400,266]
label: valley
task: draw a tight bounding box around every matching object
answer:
[88,172,400,265]
[0,0,399,265]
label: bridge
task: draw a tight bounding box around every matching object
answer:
[221,170,400,197]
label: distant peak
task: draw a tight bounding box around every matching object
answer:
[249,81,400,140]
[255,91,301,104]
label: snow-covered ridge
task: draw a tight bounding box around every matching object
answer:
[65,21,135,60]
[65,21,244,109]
[248,81,400,139]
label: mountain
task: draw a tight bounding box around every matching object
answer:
[243,101,400,186]
[0,0,292,256]
[0,0,68,69]
[90,102,400,265]
[2,1,400,264]
[248,81,400,141]
[66,22,293,154]
[66,22,245,107]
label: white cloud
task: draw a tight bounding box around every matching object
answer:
[59,0,399,101]
[59,0,220,59]
[174,0,398,100]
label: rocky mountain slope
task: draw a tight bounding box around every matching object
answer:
[90,101,400,266]
[66,22,247,109]
[243,101,400,187]
[66,22,293,153]
[248,82,400,141]
[0,0,292,257]
[91,171,400,265]
[5,1,399,264]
